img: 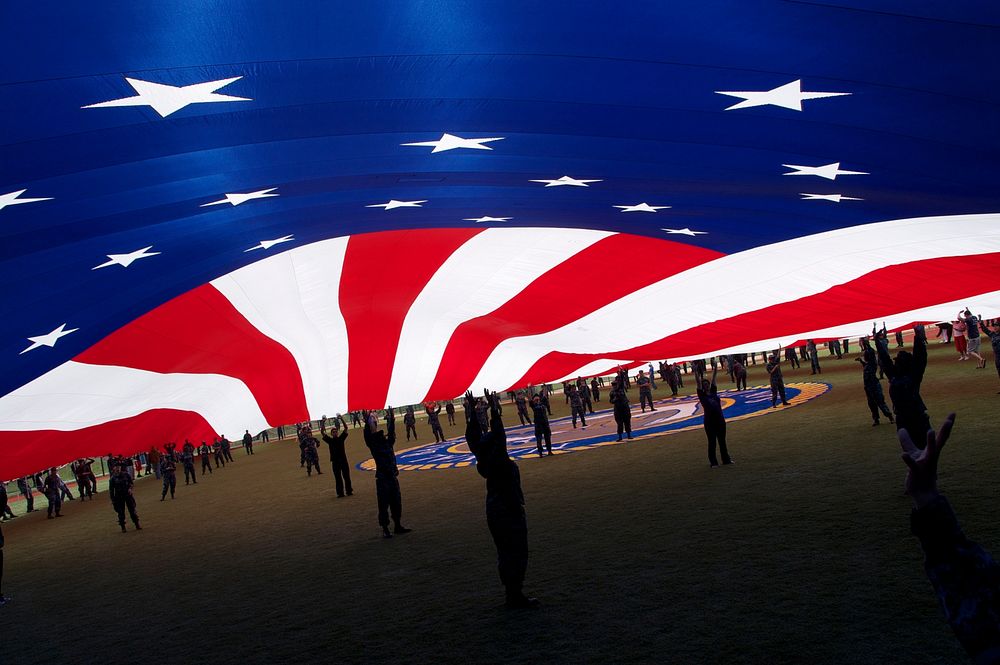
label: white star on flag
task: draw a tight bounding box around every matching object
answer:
[83,76,251,118]
[530,176,602,187]
[716,80,850,111]
[661,228,707,236]
[0,189,53,212]
[402,133,504,153]
[463,216,512,223]
[782,162,868,180]
[366,199,427,210]
[20,323,79,355]
[614,203,671,213]
[245,235,295,252]
[201,188,279,207]
[800,193,864,203]
[93,246,161,270]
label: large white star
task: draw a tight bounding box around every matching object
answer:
[20,323,79,355]
[661,228,707,236]
[716,80,850,111]
[782,162,868,180]
[93,246,161,270]
[800,193,864,203]
[530,176,602,187]
[201,188,279,207]
[366,199,427,210]
[83,76,251,118]
[401,133,504,153]
[463,216,512,223]
[614,203,671,213]
[245,235,295,252]
[0,189,53,212]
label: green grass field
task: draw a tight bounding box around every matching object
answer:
[2,343,998,665]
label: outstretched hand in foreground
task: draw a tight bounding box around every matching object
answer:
[899,413,955,509]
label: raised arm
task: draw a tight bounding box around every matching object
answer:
[875,330,895,379]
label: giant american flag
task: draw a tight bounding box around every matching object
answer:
[1,2,999,477]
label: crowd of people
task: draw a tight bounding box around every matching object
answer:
[2,312,999,656]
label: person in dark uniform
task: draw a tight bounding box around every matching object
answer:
[784,346,800,369]
[108,464,141,533]
[260,428,270,443]
[636,370,656,412]
[807,340,821,375]
[567,384,587,428]
[445,401,456,426]
[159,455,177,501]
[300,427,323,476]
[732,359,747,391]
[697,364,733,468]
[221,436,235,463]
[540,387,552,416]
[876,323,931,445]
[321,421,353,497]
[16,477,34,513]
[363,409,410,538]
[665,363,679,397]
[857,346,894,426]
[514,391,532,426]
[179,445,197,485]
[425,402,446,443]
[578,379,595,414]
[765,354,789,407]
[895,330,905,348]
[212,438,226,468]
[463,390,538,609]
[1,484,15,521]
[474,397,490,434]
[403,406,418,441]
[979,318,1000,389]
[609,379,633,442]
[242,430,254,455]
[591,377,600,402]
[198,441,213,475]
[42,468,62,519]
[76,458,97,500]
[530,394,552,457]
[164,442,177,461]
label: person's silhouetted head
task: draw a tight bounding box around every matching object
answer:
[895,349,914,374]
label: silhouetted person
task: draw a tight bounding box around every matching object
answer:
[199,442,213,475]
[765,354,788,407]
[515,391,532,426]
[363,409,410,538]
[300,428,322,476]
[637,370,656,412]
[42,468,62,519]
[732,360,747,391]
[403,406,418,441]
[321,422,353,497]
[243,430,254,455]
[530,394,552,457]
[425,402,446,443]
[159,456,176,500]
[899,414,1000,663]
[877,324,931,446]
[445,401,456,426]
[108,464,141,533]
[464,390,538,609]
[697,365,732,468]
[609,380,633,441]
[857,347,893,426]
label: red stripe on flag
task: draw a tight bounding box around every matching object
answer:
[424,235,721,400]
[0,410,217,480]
[340,228,483,410]
[75,284,308,426]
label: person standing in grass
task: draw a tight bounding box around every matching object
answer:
[321,421,352,497]
[530,394,552,457]
[1,483,15,521]
[857,346,894,426]
[159,455,177,501]
[403,406,418,441]
[953,316,968,361]
[363,409,410,538]
[697,364,733,468]
[199,441,213,476]
[465,390,538,609]
[42,468,62,519]
[765,353,788,408]
[425,401,446,443]
[243,430,254,455]
[108,463,141,533]
[609,379,632,442]
[445,401,456,426]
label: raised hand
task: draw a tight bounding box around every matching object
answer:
[899,413,956,508]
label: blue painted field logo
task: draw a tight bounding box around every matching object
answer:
[359,382,831,471]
